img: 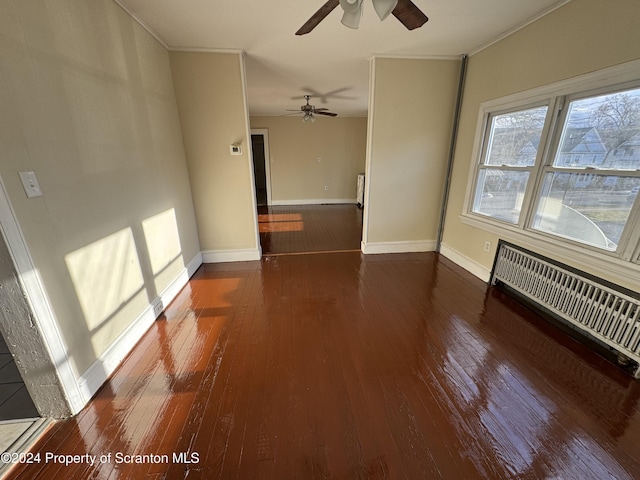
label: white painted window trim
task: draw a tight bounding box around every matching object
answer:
[462,58,640,284]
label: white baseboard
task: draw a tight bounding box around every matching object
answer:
[361,240,437,254]
[201,247,261,263]
[439,243,491,283]
[77,252,203,405]
[186,252,203,276]
[77,303,157,403]
[271,199,356,206]
[156,253,203,312]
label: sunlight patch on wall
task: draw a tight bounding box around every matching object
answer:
[65,228,145,332]
[142,208,182,274]
[142,208,184,293]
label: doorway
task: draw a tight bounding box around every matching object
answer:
[0,231,42,455]
[250,129,272,207]
[258,204,363,255]
[0,235,39,425]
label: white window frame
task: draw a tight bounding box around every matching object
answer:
[527,87,640,260]
[469,100,554,229]
[461,59,640,285]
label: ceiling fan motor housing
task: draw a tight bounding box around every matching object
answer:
[302,95,314,113]
[290,95,337,119]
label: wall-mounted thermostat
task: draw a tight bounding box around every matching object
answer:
[229,144,242,155]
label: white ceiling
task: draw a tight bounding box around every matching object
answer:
[114,0,570,117]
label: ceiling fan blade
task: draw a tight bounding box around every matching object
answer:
[296,0,340,35]
[315,111,338,117]
[392,0,428,30]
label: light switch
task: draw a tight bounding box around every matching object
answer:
[19,171,43,198]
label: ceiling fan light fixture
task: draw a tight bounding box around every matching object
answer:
[339,0,363,29]
[341,10,362,29]
[372,0,398,21]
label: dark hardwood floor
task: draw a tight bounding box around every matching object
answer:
[6,206,640,479]
[258,204,363,255]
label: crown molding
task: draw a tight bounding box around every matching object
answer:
[169,47,246,55]
[370,53,460,62]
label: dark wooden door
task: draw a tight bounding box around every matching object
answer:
[251,134,267,206]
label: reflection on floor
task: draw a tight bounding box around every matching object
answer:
[258,203,363,255]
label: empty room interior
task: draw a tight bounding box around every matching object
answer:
[1,0,640,478]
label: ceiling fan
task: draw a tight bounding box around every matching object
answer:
[296,0,428,35]
[287,95,338,122]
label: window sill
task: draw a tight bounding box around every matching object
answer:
[459,213,640,288]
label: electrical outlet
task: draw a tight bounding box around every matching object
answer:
[153,299,164,318]
[484,241,491,252]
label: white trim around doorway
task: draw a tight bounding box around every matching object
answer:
[0,176,84,416]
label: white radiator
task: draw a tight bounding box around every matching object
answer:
[491,241,640,377]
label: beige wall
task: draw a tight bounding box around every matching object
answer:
[171,51,259,256]
[442,0,640,288]
[250,116,367,204]
[0,0,199,390]
[364,57,460,251]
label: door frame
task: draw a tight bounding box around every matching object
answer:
[250,128,272,206]
[0,175,83,417]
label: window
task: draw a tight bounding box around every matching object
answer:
[472,105,548,224]
[468,79,640,263]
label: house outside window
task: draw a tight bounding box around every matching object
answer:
[471,105,548,225]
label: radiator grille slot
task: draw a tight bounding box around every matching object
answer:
[491,242,640,377]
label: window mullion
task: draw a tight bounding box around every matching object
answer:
[522,96,564,230]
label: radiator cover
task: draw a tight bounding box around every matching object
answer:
[491,241,640,378]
